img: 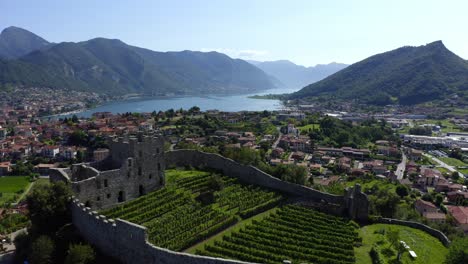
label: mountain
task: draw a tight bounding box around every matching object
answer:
[0,26,50,59]
[289,41,468,105]
[249,60,348,89]
[0,27,278,96]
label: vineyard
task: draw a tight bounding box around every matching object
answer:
[100,169,282,251]
[196,205,359,264]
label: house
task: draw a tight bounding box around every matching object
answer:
[446,206,468,232]
[0,161,11,176]
[417,167,442,188]
[338,157,352,173]
[424,212,446,223]
[408,148,423,161]
[41,145,60,158]
[0,125,6,140]
[377,145,400,157]
[34,163,57,176]
[61,147,77,160]
[291,151,305,161]
[447,191,468,204]
[271,148,285,158]
[414,199,438,215]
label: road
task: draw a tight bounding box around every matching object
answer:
[423,153,464,178]
[396,152,407,180]
[271,126,282,149]
[1,228,26,252]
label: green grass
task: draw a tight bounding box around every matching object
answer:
[298,123,320,133]
[345,179,397,194]
[356,224,448,264]
[436,167,450,176]
[165,169,211,184]
[439,157,467,167]
[0,176,31,206]
[0,176,30,193]
[399,119,463,133]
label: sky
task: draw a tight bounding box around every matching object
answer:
[1,0,467,66]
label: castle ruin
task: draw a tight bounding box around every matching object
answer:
[50,132,165,209]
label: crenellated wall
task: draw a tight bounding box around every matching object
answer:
[70,199,255,264]
[165,149,369,220]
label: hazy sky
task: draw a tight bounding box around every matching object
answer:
[1,0,467,66]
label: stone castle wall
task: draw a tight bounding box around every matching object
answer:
[70,199,254,264]
[165,149,369,220]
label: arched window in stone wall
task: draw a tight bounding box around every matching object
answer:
[138,167,142,176]
[139,185,145,196]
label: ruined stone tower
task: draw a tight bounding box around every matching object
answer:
[51,132,165,209]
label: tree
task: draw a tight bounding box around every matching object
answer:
[27,182,72,233]
[445,236,468,264]
[71,115,79,124]
[65,244,95,264]
[13,231,31,263]
[395,185,409,197]
[67,130,89,146]
[188,106,200,114]
[451,171,460,182]
[29,235,54,264]
[435,194,444,206]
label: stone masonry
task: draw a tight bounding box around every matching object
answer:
[50,132,165,209]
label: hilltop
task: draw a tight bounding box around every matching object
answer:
[0,26,50,59]
[0,27,278,96]
[289,41,468,105]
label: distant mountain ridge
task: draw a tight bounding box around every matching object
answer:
[289,41,468,105]
[0,26,50,59]
[0,27,278,96]
[249,60,348,89]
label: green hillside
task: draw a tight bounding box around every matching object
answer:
[0,27,278,96]
[289,41,468,105]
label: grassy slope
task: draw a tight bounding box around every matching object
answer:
[439,157,468,167]
[0,176,31,205]
[356,224,448,264]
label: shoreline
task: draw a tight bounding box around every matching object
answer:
[42,89,292,119]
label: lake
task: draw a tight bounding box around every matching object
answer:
[63,88,297,118]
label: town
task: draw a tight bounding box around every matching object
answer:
[1,106,467,243]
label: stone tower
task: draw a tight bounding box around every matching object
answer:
[52,132,165,209]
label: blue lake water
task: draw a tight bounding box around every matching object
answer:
[67,88,297,118]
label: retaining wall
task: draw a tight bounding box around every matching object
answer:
[71,199,254,264]
[377,218,451,247]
